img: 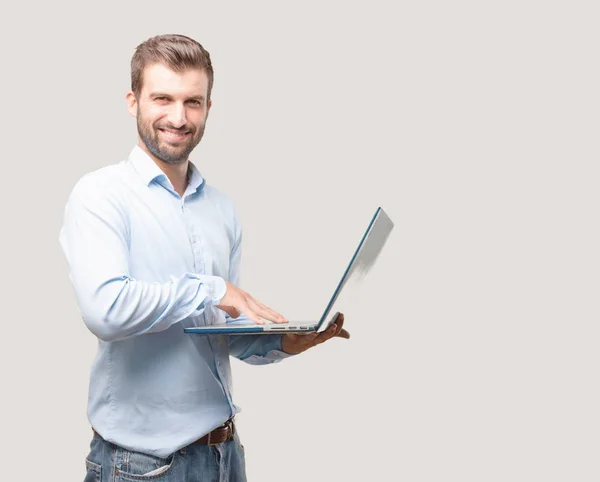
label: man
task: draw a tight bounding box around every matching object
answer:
[60,34,349,482]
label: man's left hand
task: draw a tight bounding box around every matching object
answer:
[281,313,350,355]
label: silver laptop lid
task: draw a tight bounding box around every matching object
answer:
[316,207,394,332]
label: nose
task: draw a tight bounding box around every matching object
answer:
[167,102,187,129]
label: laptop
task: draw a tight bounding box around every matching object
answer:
[184,207,394,335]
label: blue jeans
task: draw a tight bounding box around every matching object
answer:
[84,431,247,482]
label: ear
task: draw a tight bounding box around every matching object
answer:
[126,91,138,117]
[206,99,212,118]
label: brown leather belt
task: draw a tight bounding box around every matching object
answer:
[92,418,236,447]
[194,418,235,446]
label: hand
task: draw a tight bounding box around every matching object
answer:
[281,313,350,355]
[216,281,288,325]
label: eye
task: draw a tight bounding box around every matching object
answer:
[188,100,203,107]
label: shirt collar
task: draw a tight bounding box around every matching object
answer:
[186,161,205,193]
[129,145,206,194]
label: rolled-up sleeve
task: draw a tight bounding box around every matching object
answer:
[228,333,292,364]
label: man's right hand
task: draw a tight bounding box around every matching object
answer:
[216,281,288,325]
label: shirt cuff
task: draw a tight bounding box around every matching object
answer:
[197,275,227,305]
[264,335,295,361]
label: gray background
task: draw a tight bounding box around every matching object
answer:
[1,1,598,480]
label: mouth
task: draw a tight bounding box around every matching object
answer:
[158,128,191,142]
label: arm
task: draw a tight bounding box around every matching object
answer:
[59,178,225,342]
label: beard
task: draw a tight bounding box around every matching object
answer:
[137,112,206,165]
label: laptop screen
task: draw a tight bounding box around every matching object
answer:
[316,207,394,330]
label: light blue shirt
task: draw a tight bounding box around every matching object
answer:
[59,146,289,457]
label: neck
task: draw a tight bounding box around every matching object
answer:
[139,142,189,196]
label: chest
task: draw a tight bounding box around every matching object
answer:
[125,191,233,280]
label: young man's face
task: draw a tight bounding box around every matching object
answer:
[127,63,212,164]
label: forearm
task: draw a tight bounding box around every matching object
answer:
[73,271,225,342]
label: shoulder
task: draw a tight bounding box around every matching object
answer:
[202,184,239,219]
[202,184,234,207]
[69,162,131,202]
[65,162,135,220]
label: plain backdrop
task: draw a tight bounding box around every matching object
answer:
[1,1,599,480]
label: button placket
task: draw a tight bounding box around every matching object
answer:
[182,201,202,273]
[213,343,234,407]
[183,199,234,410]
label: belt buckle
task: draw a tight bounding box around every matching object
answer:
[206,430,217,446]
[206,420,232,446]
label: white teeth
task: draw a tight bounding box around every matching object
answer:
[161,129,187,138]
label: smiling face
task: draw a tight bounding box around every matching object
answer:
[126,63,212,165]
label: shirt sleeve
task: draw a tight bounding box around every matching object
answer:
[225,208,294,364]
[59,177,226,342]
[228,332,291,364]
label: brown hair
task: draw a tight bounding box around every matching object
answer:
[131,34,214,99]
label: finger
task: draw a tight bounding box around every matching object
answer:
[248,298,287,323]
[313,323,339,344]
[256,301,287,323]
[239,301,264,325]
[315,321,350,344]
[330,314,349,339]
[216,305,241,319]
[332,316,345,337]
